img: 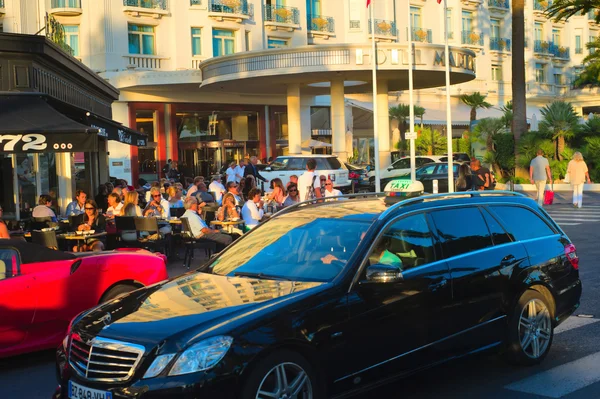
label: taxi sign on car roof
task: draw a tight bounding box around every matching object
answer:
[384,179,424,204]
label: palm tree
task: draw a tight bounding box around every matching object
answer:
[500,101,513,128]
[546,0,600,23]
[414,105,426,127]
[512,0,527,175]
[474,118,506,153]
[459,92,492,129]
[389,104,411,138]
[538,101,579,160]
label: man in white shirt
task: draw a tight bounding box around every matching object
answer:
[105,193,123,218]
[234,160,245,183]
[144,187,171,218]
[182,197,232,251]
[297,158,322,201]
[209,176,226,205]
[323,178,343,201]
[225,162,237,183]
[186,176,204,198]
[241,188,264,229]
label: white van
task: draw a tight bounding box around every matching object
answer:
[261,155,351,192]
[368,155,443,184]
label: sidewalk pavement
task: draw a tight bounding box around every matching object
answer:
[516,190,600,205]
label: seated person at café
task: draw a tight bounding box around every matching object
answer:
[226,181,243,206]
[241,188,265,230]
[286,175,299,190]
[323,178,343,200]
[32,194,58,222]
[217,193,240,222]
[182,197,232,251]
[0,206,10,239]
[209,176,226,205]
[282,183,299,207]
[167,186,184,208]
[194,182,215,204]
[105,193,123,218]
[242,176,256,201]
[74,199,106,252]
[145,187,172,234]
[65,190,87,216]
[145,181,161,203]
[267,178,286,206]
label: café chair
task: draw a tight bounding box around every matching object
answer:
[134,217,168,255]
[180,218,216,270]
[31,217,53,231]
[114,216,141,248]
[31,230,58,250]
[171,207,186,218]
[68,214,84,232]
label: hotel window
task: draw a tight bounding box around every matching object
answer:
[308,0,321,16]
[491,64,502,81]
[589,32,597,53]
[268,38,289,48]
[462,11,474,32]
[554,68,563,85]
[410,6,422,29]
[128,24,155,55]
[245,31,251,51]
[191,28,202,56]
[64,25,80,57]
[212,29,235,56]
[552,28,561,45]
[535,63,545,83]
[534,22,543,41]
[576,34,582,54]
[446,9,453,38]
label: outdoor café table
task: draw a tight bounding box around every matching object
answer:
[210,220,245,234]
[58,232,107,252]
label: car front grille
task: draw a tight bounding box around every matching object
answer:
[69,335,145,382]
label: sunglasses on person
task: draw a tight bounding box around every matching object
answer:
[152,194,162,198]
[289,189,298,192]
[325,183,333,186]
[85,207,96,210]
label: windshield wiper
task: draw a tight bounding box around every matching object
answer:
[233,272,292,281]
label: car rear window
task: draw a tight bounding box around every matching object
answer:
[325,157,342,169]
[488,206,556,241]
[430,207,494,258]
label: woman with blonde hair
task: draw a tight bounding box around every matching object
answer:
[122,191,142,216]
[566,152,592,208]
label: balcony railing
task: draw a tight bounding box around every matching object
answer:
[369,19,397,37]
[550,44,570,58]
[264,5,299,25]
[534,40,552,54]
[488,0,509,8]
[461,31,484,46]
[51,0,81,8]
[308,14,335,33]
[575,47,583,54]
[349,20,361,29]
[208,0,249,16]
[123,0,167,9]
[533,0,551,11]
[410,28,432,43]
[190,0,202,5]
[588,10,600,22]
[490,37,511,51]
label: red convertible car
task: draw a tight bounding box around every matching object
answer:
[0,240,168,358]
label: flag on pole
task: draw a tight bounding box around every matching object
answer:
[367,0,371,6]
[437,0,442,3]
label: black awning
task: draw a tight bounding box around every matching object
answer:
[86,114,148,147]
[0,95,99,153]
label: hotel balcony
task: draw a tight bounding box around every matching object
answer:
[534,40,553,56]
[488,0,509,14]
[264,5,300,32]
[0,0,5,16]
[49,0,82,16]
[368,19,398,42]
[308,14,335,39]
[409,28,432,43]
[588,10,600,25]
[489,37,511,52]
[123,0,169,18]
[461,30,484,49]
[550,44,570,60]
[208,0,251,23]
[533,0,551,15]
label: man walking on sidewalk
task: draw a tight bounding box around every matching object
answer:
[530,149,552,206]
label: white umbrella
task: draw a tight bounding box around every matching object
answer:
[530,113,538,131]
[301,139,332,149]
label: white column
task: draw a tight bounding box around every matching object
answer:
[57,152,73,216]
[331,79,347,161]
[376,79,391,168]
[287,84,302,155]
[265,105,271,158]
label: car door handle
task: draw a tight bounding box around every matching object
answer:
[429,278,448,291]
[501,255,516,265]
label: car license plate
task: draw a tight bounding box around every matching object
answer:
[68,381,112,399]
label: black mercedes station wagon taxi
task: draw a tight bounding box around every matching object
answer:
[54,192,582,399]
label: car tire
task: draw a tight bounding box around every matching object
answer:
[241,349,323,399]
[505,289,554,366]
[100,284,139,304]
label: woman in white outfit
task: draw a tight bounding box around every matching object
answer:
[566,152,592,208]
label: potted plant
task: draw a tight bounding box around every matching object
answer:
[312,17,329,30]
[274,8,291,20]
[538,0,548,8]
[469,32,480,44]
[377,21,392,32]
[221,0,241,9]
[498,38,506,49]
[416,29,428,41]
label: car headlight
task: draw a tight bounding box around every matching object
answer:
[168,336,233,376]
[143,354,176,379]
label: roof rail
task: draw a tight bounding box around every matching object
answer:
[273,192,385,217]
[380,190,528,219]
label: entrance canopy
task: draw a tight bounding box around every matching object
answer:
[0,95,99,153]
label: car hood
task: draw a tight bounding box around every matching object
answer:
[74,272,326,348]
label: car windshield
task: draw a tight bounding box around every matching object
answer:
[211,217,371,282]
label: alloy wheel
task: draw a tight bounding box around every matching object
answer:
[256,362,313,399]
[518,298,552,359]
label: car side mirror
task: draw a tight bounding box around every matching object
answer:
[364,264,403,284]
[387,167,393,171]
[264,167,272,171]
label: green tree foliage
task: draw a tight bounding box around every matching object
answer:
[501,101,513,128]
[415,128,447,155]
[472,118,507,152]
[538,101,579,160]
[582,136,600,181]
[459,92,492,129]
